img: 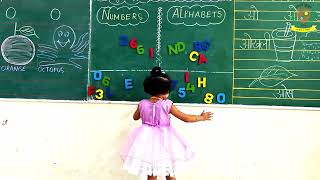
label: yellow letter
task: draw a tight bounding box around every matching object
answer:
[197,77,207,88]
[189,51,199,62]
[95,89,104,100]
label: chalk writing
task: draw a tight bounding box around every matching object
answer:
[240,32,271,50]
[284,5,297,21]
[96,6,149,26]
[301,43,320,60]
[273,84,294,99]
[167,5,226,26]
[0,65,26,72]
[38,66,65,74]
[244,5,259,20]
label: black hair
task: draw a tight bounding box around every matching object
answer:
[143,66,172,96]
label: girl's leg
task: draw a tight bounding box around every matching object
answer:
[166,176,176,180]
[147,176,157,180]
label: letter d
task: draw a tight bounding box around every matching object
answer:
[176,42,185,52]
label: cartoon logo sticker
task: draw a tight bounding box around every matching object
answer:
[297,3,311,24]
[291,3,317,32]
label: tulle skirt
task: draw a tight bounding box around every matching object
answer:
[120,124,195,177]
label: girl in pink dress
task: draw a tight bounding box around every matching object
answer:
[120,67,213,180]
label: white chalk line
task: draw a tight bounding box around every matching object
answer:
[90,69,232,74]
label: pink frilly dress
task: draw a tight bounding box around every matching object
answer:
[120,99,195,176]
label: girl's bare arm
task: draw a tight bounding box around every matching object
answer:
[133,106,140,120]
[170,104,212,122]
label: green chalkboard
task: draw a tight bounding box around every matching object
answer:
[1,0,320,107]
[233,1,320,107]
[0,0,89,100]
[90,0,320,107]
[90,0,234,104]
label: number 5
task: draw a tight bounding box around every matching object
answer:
[178,87,186,98]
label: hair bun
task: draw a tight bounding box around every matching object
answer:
[151,66,162,76]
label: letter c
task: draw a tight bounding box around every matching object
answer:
[189,51,199,62]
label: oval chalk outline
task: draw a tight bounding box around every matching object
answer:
[96,6,149,26]
[109,0,151,5]
[51,8,61,21]
[167,4,226,26]
[6,7,16,19]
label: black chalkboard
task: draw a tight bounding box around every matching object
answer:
[0,0,89,100]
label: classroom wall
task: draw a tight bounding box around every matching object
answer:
[0,100,319,180]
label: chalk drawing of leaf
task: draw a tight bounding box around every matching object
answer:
[249,65,297,88]
[19,26,39,38]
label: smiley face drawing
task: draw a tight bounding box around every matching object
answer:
[37,25,89,69]
[53,25,76,49]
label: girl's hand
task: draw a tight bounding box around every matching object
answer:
[200,111,213,121]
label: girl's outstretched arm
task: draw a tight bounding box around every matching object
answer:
[170,104,212,122]
[133,106,140,120]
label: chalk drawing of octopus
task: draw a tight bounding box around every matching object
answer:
[37,25,89,69]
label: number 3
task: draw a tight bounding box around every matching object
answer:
[95,89,104,100]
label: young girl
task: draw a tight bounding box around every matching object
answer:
[120,67,213,180]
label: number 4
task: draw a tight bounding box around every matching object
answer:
[186,83,195,93]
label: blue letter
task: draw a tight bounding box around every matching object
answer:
[93,71,102,81]
[125,78,133,89]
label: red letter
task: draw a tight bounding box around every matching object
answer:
[198,54,208,64]
[149,48,154,59]
[184,71,189,82]
[88,86,95,96]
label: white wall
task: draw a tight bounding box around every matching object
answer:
[0,100,319,180]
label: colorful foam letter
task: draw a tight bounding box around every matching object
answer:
[95,89,104,100]
[197,77,207,88]
[87,86,95,96]
[119,35,128,46]
[102,76,111,87]
[171,80,178,90]
[184,72,189,82]
[105,87,113,98]
[217,93,226,104]
[193,42,202,52]
[93,71,102,81]
[189,51,199,62]
[125,79,133,89]
[198,54,208,64]
[149,48,154,59]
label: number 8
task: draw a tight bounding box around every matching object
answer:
[204,93,214,104]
